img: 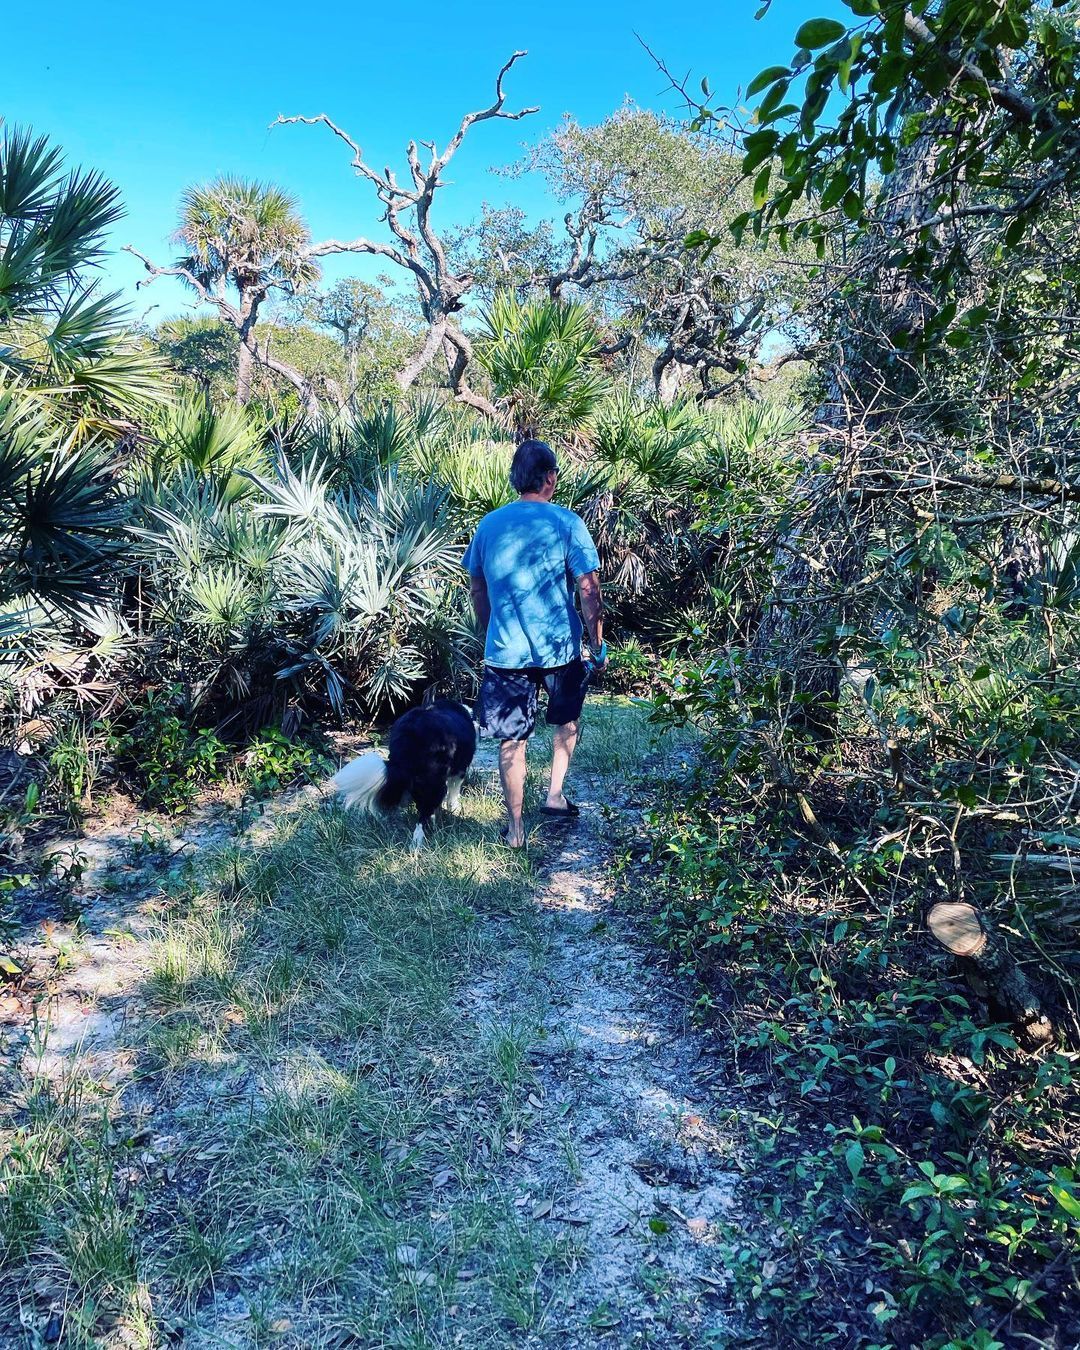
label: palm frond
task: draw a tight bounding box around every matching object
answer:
[0,377,127,617]
[144,394,266,503]
[477,290,610,440]
[0,127,123,321]
[173,177,320,297]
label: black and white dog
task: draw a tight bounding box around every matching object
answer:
[330,699,477,850]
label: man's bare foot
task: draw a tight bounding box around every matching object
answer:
[500,821,527,849]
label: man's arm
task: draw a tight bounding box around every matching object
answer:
[470,573,491,634]
[576,570,606,668]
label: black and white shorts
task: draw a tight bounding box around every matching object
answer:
[474,660,591,740]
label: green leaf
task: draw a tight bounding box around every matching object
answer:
[1004,216,1027,247]
[819,172,849,210]
[936,1175,970,1194]
[795,18,847,49]
[841,190,863,221]
[729,212,751,245]
[743,129,779,173]
[845,1140,865,1180]
[648,1217,671,1234]
[1050,1185,1080,1221]
[758,80,792,121]
[753,165,772,209]
[748,65,791,97]
[930,1099,951,1126]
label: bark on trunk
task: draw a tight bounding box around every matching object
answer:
[236,336,256,406]
[654,350,694,406]
[236,289,259,406]
[396,318,449,391]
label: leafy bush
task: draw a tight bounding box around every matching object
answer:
[628,659,1080,1347]
[241,728,331,798]
[108,686,229,812]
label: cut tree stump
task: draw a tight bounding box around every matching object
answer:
[926,901,1054,1049]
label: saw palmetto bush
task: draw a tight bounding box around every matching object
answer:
[138,394,268,507]
[0,124,163,727]
[476,291,610,443]
[592,392,703,493]
[573,395,718,637]
[136,434,467,721]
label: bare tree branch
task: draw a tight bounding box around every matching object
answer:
[123,245,240,324]
[436,51,540,173]
[274,55,538,408]
[257,339,320,419]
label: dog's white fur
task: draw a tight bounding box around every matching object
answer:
[330,750,388,812]
[444,774,464,815]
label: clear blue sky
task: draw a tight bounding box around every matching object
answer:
[7,0,841,321]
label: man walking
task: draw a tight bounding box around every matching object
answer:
[462,439,606,849]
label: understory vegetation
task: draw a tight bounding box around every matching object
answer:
[4,0,1080,1345]
[632,658,1079,1347]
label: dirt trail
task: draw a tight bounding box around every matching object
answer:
[3,743,747,1347]
[467,751,743,1345]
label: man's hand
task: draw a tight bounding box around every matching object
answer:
[586,640,608,674]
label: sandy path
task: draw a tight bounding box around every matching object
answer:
[467,758,742,1346]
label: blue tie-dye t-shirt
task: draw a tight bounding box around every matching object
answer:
[461,501,601,670]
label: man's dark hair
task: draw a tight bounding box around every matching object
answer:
[510,439,558,494]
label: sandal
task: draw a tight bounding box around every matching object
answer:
[539,799,580,819]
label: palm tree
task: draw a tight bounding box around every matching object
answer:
[0,124,163,661]
[129,178,322,413]
[476,291,610,443]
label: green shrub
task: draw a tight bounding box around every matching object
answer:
[242,728,331,798]
[108,686,228,812]
[628,659,1080,1346]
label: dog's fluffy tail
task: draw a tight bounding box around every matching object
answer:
[330,751,387,812]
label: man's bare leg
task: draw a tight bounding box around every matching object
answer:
[546,720,579,810]
[499,739,528,848]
